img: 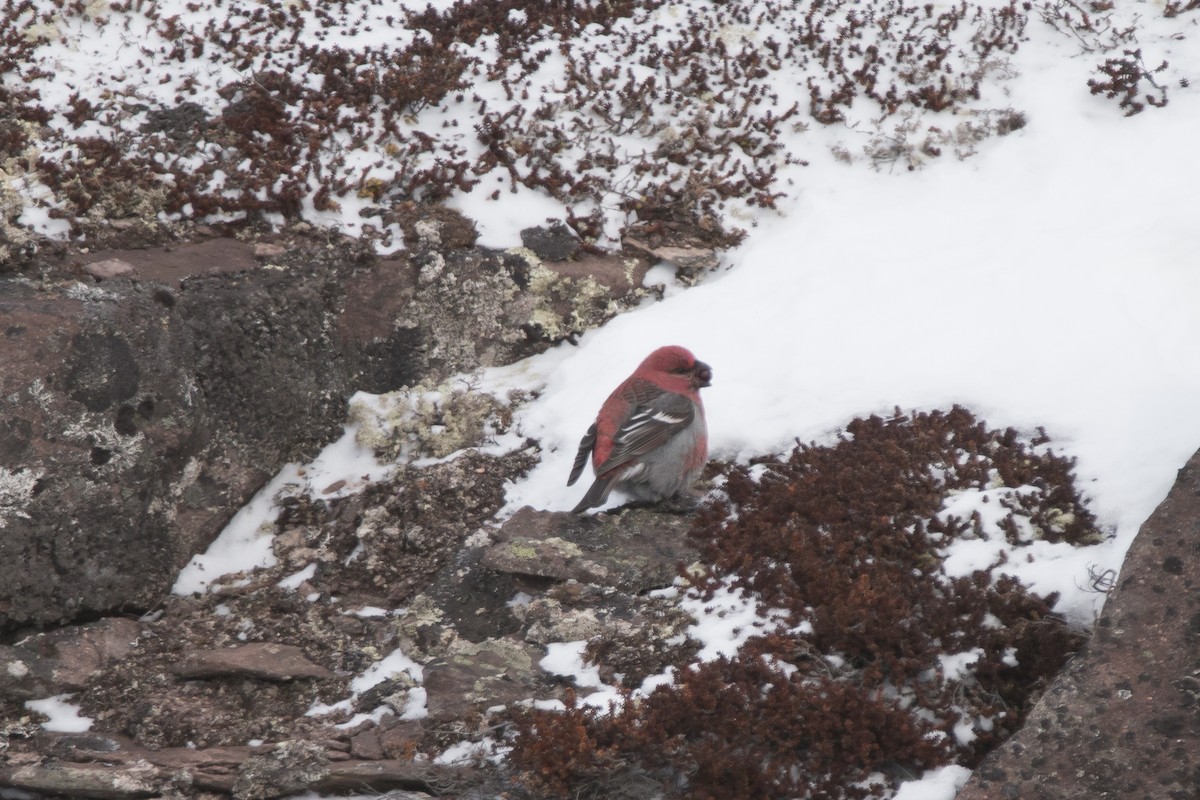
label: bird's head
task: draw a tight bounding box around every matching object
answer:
[641,345,713,390]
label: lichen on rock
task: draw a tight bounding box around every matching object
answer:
[349,378,526,462]
[517,249,635,342]
[0,466,41,529]
[231,739,330,800]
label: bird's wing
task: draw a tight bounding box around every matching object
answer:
[595,387,694,476]
[567,421,597,486]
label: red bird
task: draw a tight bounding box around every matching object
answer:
[568,345,712,513]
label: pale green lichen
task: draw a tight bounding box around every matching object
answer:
[410,253,521,373]
[541,536,584,558]
[512,248,636,341]
[349,378,521,462]
[502,541,542,561]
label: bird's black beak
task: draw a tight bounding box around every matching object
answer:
[693,360,713,388]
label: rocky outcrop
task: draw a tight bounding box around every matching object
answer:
[0,222,650,631]
[0,238,392,630]
[957,447,1200,799]
[0,497,700,799]
[0,618,141,701]
[5,217,1196,798]
[2,388,1197,799]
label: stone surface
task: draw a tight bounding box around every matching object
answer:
[82,258,137,280]
[0,226,647,631]
[0,617,142,700]
[173,643,335,682]
[0,731,461,799]
[421,637,542,723]
[252,242,287,259]
[520,222,581,262]
[957,446,1200,800]
[482,506,699,593]
[0,239,385,629]
[622,235,719,282]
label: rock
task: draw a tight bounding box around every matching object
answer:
[231,740,329,800]
[0,617,141,700]
[172,643,335,682]
[481,506,699,593]
[422,637,542,722]
[520,222,581,262]
[622,235,719,282]
[377,719,425,759]
[389,203,479,251]
[956,446,1200,800]
[0,759,162,799]
[519,598,606,645]
[47,618,142,689]
[82,258,136,280]
[0,242,391,629]
[1,220,654,632]
[312,760,472,795]
[252,242,286,259]
[73,238,258,287]
[349,728,384,760]
[419,549,524,644]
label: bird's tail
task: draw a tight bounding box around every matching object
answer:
[571,474,618,513]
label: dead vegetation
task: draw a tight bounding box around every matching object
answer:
[1,0,1027,247]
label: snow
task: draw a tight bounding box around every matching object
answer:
[539,641,619,709]
[494,36,1200,630]
[680,583,794,662]
[24,694,93,733]
[892,765,973,800]
[172,419,393,594]
[434,736,508,766]
[305,645,427,730]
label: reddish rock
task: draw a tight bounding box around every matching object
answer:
[75,238,256,286]
[172,643,334,681]
[349,729,384,760]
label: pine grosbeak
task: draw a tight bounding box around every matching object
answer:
[567,345,712,513]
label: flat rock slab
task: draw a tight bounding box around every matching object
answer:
[0,760,161,800]
[957,446,1200,799]
[482,506,699,593]
[172,643,334,681]
[72,238,258,286]
[0,732,464,798]
[622,236,718,273]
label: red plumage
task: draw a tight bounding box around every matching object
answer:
[568,345,712,513]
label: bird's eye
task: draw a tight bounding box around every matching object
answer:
[672,365,692,374]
